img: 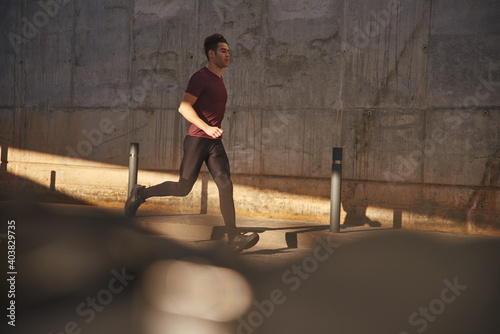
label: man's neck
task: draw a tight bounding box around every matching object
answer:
[207,63,223,77]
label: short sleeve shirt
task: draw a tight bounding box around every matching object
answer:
[185,67,228,139]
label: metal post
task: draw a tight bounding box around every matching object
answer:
[330,147,342,233]
[128,143,139,197]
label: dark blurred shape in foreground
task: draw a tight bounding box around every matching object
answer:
[1,200,499,334]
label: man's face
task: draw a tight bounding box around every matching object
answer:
[212,42,230,68]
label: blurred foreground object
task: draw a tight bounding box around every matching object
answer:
[1,200,499,334]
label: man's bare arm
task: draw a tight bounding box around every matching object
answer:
[178,92,223,139]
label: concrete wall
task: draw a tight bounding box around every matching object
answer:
[1,0,499,235]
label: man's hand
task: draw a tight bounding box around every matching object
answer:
[204,126,224,139]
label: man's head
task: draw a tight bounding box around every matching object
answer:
[204,34,229,67]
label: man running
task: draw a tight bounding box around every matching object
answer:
[125,34,259,253]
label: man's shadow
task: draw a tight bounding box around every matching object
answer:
[342,201,382,227]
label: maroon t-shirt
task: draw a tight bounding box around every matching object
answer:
[185,67,228,139]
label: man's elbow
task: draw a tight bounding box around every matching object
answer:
[178,104,186,115]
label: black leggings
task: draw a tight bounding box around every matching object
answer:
[141,135,236,236]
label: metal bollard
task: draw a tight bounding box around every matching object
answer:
[128,143,139,197]
[330,147,342,233]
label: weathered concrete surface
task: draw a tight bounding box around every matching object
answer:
[0,0,499,234]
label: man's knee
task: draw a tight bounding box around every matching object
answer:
[178,178,195,196]
[214,173,233,192]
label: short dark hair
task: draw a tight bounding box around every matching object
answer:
[204,34,228,61]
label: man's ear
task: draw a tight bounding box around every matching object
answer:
[208,49,215,60]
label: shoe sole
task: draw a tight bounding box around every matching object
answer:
[242,233,259,250]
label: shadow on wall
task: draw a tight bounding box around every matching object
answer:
[0,169,88,205]
[342,202,382,227]
[340,189,500,234]
[466,147,500,226]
